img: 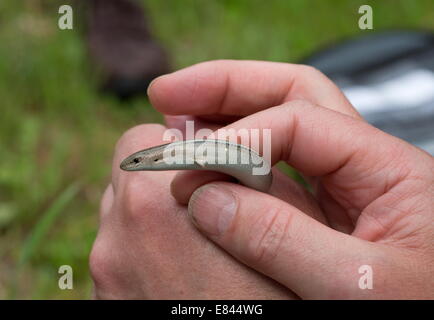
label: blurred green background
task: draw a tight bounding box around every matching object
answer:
[0,0,433,299]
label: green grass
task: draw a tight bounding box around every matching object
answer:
[0,0,433,299]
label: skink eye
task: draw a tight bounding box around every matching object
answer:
[133,158,140,164]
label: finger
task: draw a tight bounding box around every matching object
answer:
[188,182,377,299]
[149,60,360,118]
[163,115,222,135]
[171,170,235,204]
[111,123,173,191]
[172,169,326,224]
[164,115,193,132]
[209,100,418,213]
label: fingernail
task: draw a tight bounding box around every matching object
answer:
[188,185,237,236]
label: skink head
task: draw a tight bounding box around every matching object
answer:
[120,148,166,171]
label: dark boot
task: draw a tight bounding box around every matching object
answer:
[86,0,170,100]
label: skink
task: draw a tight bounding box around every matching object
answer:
[120,139,273,192]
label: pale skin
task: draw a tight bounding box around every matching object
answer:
[90,60,434,299]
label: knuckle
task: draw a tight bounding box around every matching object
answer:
[246,204,292,266]
[121,182,149,220]
[116,124,166,150]
[89,237,116,289]
[99,184,114,221]
[297,64,324,78]
[118,180,165,223]
[121,191,136,219]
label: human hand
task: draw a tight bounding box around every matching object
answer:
[149,60,434,299]
[90,123,320,299]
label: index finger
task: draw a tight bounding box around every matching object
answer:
[148,60,360,118]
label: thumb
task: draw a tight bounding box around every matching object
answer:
[188,182,379,299]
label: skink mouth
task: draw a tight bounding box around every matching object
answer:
[119,157,131,171]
